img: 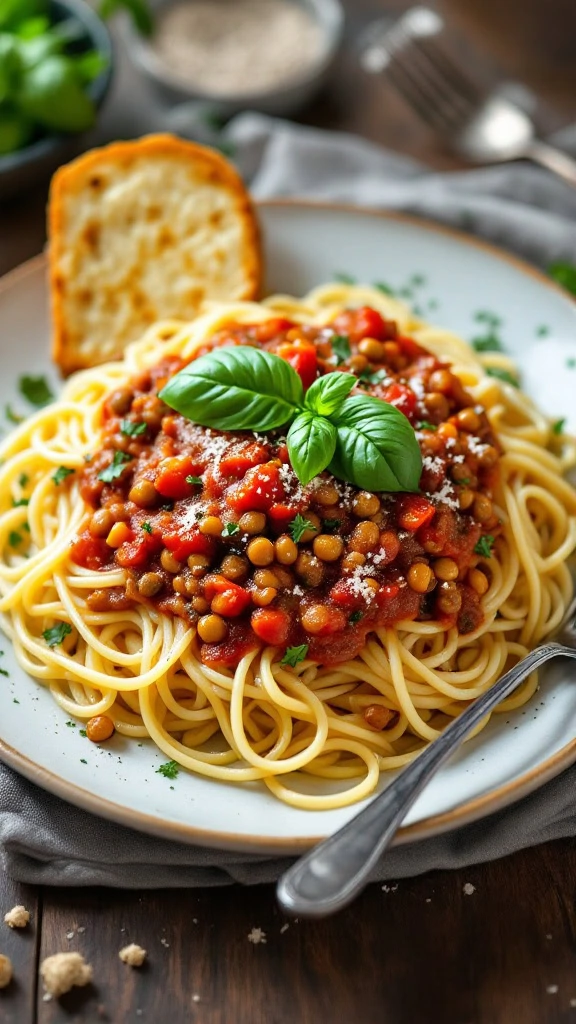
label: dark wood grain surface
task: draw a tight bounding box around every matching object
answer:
[1,1,576,1021]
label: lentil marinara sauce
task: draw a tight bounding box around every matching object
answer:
[72,308,501,667]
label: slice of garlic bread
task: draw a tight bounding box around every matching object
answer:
[48,134,261,375]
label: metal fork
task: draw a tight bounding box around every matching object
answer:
[360,7,576,188]
[276,598,576,917]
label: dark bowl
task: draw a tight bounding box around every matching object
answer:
[0,0,113,200]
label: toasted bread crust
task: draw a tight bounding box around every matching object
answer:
[49,134,262,375]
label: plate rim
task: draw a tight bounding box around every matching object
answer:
[0,198,575,854]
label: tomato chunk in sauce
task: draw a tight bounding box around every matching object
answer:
[72,311,501,667]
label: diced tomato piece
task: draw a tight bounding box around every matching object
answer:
[115,531,163,569]
[397,495,436,532]
[329,579,364,610]
[276,443,289,464]
[397,335,427,361]
[267,502,299,528]
[277,343,318,391]
[226,462,285,513]
[218,442,269,479]
[154,456,204,500]
[251,318,294,343]
[162,526,216,562]
[251,608,290,646]
[70,532,112,570]
[375,583,400,605]
[331,307,390,344]
[203,574,251,617]
[380,382,417,420]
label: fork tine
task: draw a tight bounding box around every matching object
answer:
[392,27,477,127]
[411,33,485,107]
[385,58,465,134]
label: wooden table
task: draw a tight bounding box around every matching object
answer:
[1,2,576,1021]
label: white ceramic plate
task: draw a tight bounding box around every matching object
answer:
[1,202,576,854]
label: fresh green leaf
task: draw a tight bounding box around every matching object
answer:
[79,729,87,737]
[552,418,566,435]
[280,644,309,668]
[304,372,355,418]
[156,759,179,779]
[8,530,22,546]
[287,412,337,486]
[373,281,395,296]
[13,498,29,507]
[485,367,519,388]
[333,272,356,284]
[99,0,153,35]
[72,49,108,84]
[536,325,550,338]
[357,367,389,386]
[330,334,351,362]
[5,404,23,424]
[349,610,363,623]
[185,475,202,485]
[52,465,74,485]
[18,473,29,487]
[549,261,576,297]
[417,420,437,432]
[19,374,54,406]
[97,450,132,483]
[223,522,240,536]
[120,419,146,437]
[42,621,72,647]
[18,55,96,132]
[160,347,303,432]
[289,514,318,543]
[0,0,46,32]
[15,14,50,38]
[0,106,34,154]
[141,521,153,534]
[474,535,495,558]
[329,396,422,492]
[322,518,340,532]
[471,333,504,353]
[567,358,576,369]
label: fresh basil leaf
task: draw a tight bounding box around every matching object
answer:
[97,450,132,483]
[42,621,72,647]
[19,374,54,406]
[160,347,302,432]
[485,367,519,388]
[330,334,351,362]
[304,372,355,417]
[549,261,576,297]
[329,396,421,492]
[286,411,337,486]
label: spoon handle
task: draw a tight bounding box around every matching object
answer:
[526,140,576,189]
[277,641,565,918]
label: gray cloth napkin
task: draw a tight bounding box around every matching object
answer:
[2,112,576,888]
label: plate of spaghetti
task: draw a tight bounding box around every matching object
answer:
[1,199,576,852]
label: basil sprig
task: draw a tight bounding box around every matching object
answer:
[160,348,421,491]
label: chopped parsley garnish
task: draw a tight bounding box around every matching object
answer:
[80,759,87,764]
[474,535,495,558]
[0,667,8,677]
[5,405,23,424]
[52,466,75,486]
[223,522,240,536]
[19,374,54,407]
[349,610,363,623]
[79,729,87,737]
[552,418,566,435]
[330,334,351,363]
[185,475,203,485]
[65,721,76,728]
[373,280,395,296]
[280,644,309,668]
[473,310,503,329]
[459,477,471,486]
[548,261,576,297]
[567,357,576,369]
[409,273,426,287]
[141,522,153,534]
[471,333,504,353]
[322,518,340,532]
[485,367,519,387]
[194,511,204,521]
[18,473,29,488]
[156,760,179,780]
[120,419,147,437]
[13,498,29,507]
[417,420,437,432]
[42,622,72,647]
[358,367,389,386]
[289,514,318,543]
[8,531,22,547]
[97,450,132,483]
[333,272,357,284]
[536,325,550,338]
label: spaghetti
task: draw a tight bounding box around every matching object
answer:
[1,283,575,810]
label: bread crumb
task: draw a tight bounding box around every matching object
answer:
[280,923,289,934]
[160,937,170,948]
[119,943,147,967]
[381,883,399,893]
[40,952,92,997]
[463,883,476,895]
[569,997,576,1007]
[546,984,559,994]
[192,994,201,1003]
[0,954,13,989]
[66,931,75,940]
[247,927,267,944]
[4,905,30,929]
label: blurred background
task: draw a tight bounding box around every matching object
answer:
[1,0,576,272]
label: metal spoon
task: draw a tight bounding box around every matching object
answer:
[360,7,576,188]
[277,600,576,918]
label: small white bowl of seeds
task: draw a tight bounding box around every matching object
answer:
[120,0,344,117]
